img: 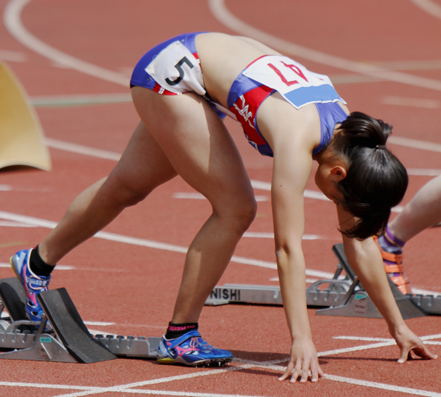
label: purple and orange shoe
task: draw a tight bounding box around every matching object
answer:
[374,237,411,295]
[10,248,52,322]
[157,329,233,366]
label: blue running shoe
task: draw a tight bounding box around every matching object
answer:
[157,330,233,366]
[10,248,51,322]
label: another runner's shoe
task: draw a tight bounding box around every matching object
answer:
[10,248,51,322]
[157,330,233,367]
[374,236,411,295]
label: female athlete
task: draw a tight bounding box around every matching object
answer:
[11,32,436,383]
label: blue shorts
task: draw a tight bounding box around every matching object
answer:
[131,32,201,91]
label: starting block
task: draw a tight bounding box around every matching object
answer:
[206,244,441,319]
[0,277,160,363]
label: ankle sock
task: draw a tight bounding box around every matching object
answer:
[378,226,405,254]
[30,246,54,277]
[165,322,198,339]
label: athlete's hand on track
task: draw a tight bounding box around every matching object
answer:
[393,325,437,363]
[278,337,324,383]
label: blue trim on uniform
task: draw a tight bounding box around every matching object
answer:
[227,74,264,108]
[313,102,348,154]
[130,32,206,89]
[251,101,347,158]
[284,84,342,108]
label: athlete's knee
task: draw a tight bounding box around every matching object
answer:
[102,177,152,208]
[238,202,257,231]
[217,195,257,233]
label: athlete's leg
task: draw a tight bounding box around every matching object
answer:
[38,122,178,265]
[132,87,257,323]
[375,175,441,294]
[388,175,441,242]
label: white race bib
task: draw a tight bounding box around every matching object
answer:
[243,56,344,108]
[146,41,206,95]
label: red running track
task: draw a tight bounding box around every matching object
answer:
[0,0,441,396]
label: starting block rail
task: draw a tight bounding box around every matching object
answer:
[0,277,160,363]
[206,244,441,319]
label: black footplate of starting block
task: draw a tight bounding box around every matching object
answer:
[0,277,160,363]
[206,244,441,319]
[38,288,117,363]
[0,278,29,322]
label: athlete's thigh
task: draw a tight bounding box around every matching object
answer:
[131,87,254,208]
[103,121,177,200]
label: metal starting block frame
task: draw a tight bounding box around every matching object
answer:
[206,243,441,319]
[0,277,160,363]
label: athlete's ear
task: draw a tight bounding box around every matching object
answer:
[329,165,347,182]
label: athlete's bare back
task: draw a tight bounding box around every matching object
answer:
[195,33,281,106]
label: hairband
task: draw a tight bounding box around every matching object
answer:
[374,145,387,150]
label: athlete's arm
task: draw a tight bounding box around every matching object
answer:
[337,206,437,363]
[258,98,324,383]
[271,149,323,383]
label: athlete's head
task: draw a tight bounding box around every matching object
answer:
[330,112,408,240]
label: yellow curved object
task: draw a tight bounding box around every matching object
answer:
[0,62,51,171]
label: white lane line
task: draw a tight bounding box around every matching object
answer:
[42,138,332,203]
[383,96,440,109]
[233,358,441,397]
[5,0,441,95]
[83,321,114,327]
[0,210,325,277]
[4,355,440,397]
[208,0,441,92]
[3,209,439,294]
[31,93,132,107]
[334,336,441,346]
[0,220,35,227]
[45,138,121,161]
[318,341,397,357]
[411,0,441,19]
[335,334,441,344]
[334,336,392,342]
[407,168,441,176]
[173,192,269,202]
[320,333,441,357]
[243,232,323,240]
[4,0,128,86]
[0,48,26,62]
[388,136,441,153]
[372,59,441,71]
[0,332,438,396]
[50,366,261,397]
[324,374,441,397]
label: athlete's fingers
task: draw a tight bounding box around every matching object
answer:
[310,362,325,382]
[289,366,303,383]
[279,362,295,381]
[413,345,438,360]
[298,369,309,383]
[398,345,437,363]
[397,350,412,364]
